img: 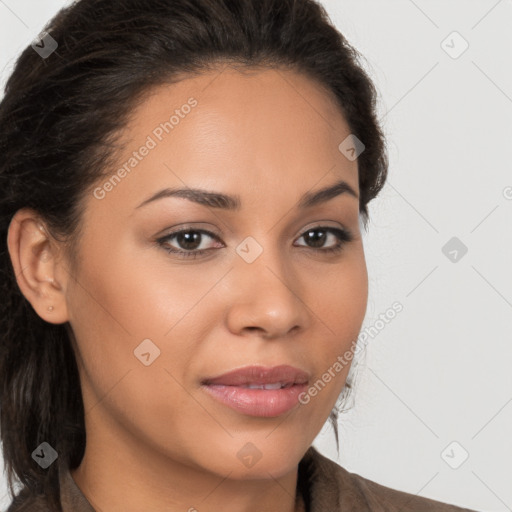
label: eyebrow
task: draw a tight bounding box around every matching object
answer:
[135,178,359,211]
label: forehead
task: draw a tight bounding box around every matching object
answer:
[91,65,359,216]
[132,65,350,143]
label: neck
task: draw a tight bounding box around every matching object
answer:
[70,415,305,512]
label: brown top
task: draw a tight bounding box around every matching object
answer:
[7,445,479,511]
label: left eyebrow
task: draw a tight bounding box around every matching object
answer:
[135,178,359,211]
[297,179,359,208]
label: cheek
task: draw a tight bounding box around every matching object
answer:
[65,247,210,451]
[313,245,369,342]
[303,247,368,404]
[69,233,217,339]
[65,238,224,399]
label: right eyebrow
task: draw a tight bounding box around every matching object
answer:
[136,187,241,210]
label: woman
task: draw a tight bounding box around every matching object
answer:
[0,0,479,510]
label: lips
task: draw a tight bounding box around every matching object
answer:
[201,365,310,417]
[201,364,310,387]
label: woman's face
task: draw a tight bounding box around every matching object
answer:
[57,66,368,478]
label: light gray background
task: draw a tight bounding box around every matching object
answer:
[1,1,511,511]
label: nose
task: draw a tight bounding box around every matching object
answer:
[224,245,312,340]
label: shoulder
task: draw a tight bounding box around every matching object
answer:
[5,490,53,512]
[300,446,479,512]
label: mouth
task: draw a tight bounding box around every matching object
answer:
[201,365,310,417]
[232,382,295,390]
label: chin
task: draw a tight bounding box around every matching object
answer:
[201,434,308,480]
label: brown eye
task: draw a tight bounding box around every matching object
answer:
[295,227,353,253]
[157,228,222,259]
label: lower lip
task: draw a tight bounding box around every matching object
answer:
[201,383,308,417]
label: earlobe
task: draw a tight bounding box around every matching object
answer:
[7,208,69,324]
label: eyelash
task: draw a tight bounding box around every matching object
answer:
[156,226,354,260]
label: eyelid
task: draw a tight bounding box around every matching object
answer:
[156,222,222,238]
[295,220,349,238]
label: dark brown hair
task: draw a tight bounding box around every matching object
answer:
[0,0,388,509]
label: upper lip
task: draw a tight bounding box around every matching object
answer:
[202,365,310,386]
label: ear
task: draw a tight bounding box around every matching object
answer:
[7,208,70,324]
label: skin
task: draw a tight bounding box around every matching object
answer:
[8,65,368,512]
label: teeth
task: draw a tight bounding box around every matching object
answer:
[245,382,285,390]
